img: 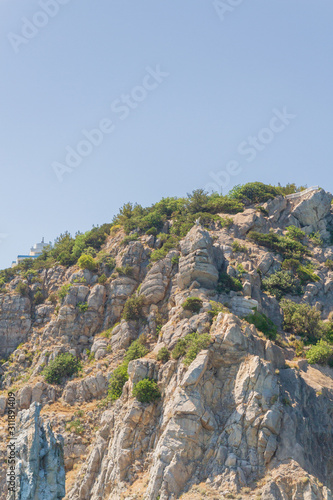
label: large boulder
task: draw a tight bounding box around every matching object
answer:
[291,189,332,232]
[0,294,31,359]
[178,226,223,290]
[139,257,173,305]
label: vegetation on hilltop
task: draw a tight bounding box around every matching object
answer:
[0,182,307,289]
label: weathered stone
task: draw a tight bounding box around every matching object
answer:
[7,403,65,500]
[178,226,223,290]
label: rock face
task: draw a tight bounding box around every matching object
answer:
[67,314,333,500]
[0,188,333,500]
[139,257,173,305]
[291,189,333,232]
[7,403,65,500]
[0,294,31,358]
[178,225,223,290]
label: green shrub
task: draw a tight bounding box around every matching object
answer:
[33,290,44,305]
[115,265,134,277]
[121,233,138,245]
[132,378,161,403]
[43,353,82,385]
[150,235,180,262]
[306,340,333,366]
[171,339,187,360]
[171,255,179,265]
[78,302,88,312]
[122,295,144,321]
[262,271,302,300]
[247,231,310,259]
[98,274,107,284]
[108,363,129,400]
[207,195,244,214]
[71,224,111,259]
[256,206,269,216]
[217,272,242,294]
[66,419,84,435]
[208,300,228,318]
[95,252,116,271]
[296,265,320,285]
[157,347,170,363]
[276,183,307,196]
[182,297,203,314]
[171,332,210,365]
[48,292,58,305]
[236,263,246,275]
[280,299,323,343]
[245,309,277,340]
[78,254,96,271]
[16,281,29,296]
[286,226,306,241]
[58,284,72,301]
[282,259,301,272]
[183,332,211,366]
[124,339,149,363]
[232,241,248,253]
[309,232,323,247]
[228,182,280,205]
[281,260,320,285]
[146,227,158,236]
[325,259,333,271]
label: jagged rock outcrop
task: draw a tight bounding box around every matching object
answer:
[178,225,223,290]
[290,189,333,235]
[139,256,174,305]
[0,294,31,358]
[62,371,107,405]
[66,313,333,500]
[7,403,65,500]
[1,188,333,500]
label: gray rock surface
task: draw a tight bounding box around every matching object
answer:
[7,403,65,500]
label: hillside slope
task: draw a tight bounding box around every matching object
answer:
[1,185,333,500]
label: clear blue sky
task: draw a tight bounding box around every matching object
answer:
[0,0,332,269]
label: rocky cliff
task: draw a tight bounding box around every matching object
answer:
[0,186,333,500]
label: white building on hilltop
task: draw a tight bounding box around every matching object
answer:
[12,238,52,267]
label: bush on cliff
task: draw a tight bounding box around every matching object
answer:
[182,297,203,314]
[245,309,277,340]
[122,295,144,321]
[306,340,333,366]
[78,254,96,271]
[280,300,323,343]
[43,353,82,385]
[263,271,302,300]
[132,378,161,403]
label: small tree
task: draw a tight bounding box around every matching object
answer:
[285,226,306,242]
[157,347,170,363]
[108,364,129,400]
[306,340,333,366]
[43,353,82,385]
[182,297,203,314]
[122,295,144,321]
[16,281,29,296]
[245,309,277,340]
[132,378,161,403]
[78,254,96,271]
[124,339,148,363]
[280,300,323,343]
